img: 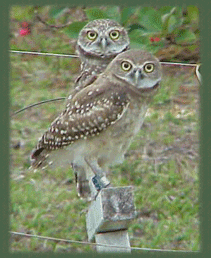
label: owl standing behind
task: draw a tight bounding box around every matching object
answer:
[69,19,130,98]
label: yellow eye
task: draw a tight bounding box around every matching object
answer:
[87,31,98,40]
[121,61,132,71]
[109,30,120,40]
[144,63,154,73]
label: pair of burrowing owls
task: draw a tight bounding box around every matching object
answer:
[31,19,162,200]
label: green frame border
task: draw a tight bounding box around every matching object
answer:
[1,0,210,257]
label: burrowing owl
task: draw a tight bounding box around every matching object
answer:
[71,19,130,96]
[31,49,162,199]
[67,18,130,195]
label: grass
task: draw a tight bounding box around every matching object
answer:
[10,6,200,253]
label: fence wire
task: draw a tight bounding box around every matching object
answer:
[10,50,79,58]
[9,50,199,67]
[11,97,66,117]
[10,231,197,253]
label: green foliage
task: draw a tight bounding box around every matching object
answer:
[175,29,196,44]
[186,6,199,24]
[105,6,121,22]
[49,7,68,19]
[120,7,137,25]
[46,5,199,57]
[85,8,109,20]
[161,7,183,35]
[138,7,163,32]
[10,5,34,21]
[64,21,87,38]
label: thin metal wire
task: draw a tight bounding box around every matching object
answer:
[161,61,198,67]
[9,50,201,115]
[11,97,66,117]
[9,50,79,58]
[10,231,197,252]
[196,64,201,83]
[9,50,200,67]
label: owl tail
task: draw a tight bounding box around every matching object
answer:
[30,147,50,169]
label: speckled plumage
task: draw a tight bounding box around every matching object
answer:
[31,50,162,199]
[69,19,130,99]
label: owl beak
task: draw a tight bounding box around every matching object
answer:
[134,69,143,86]
[101,38,108,51]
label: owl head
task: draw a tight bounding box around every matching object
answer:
[76,19,130,59]
[105,49,162,92]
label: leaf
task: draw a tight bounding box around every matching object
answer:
[49,7,67,19]
[138,7,163,32]
[187,44,198,52]
[11,6,34,21]
[121,7,136,25]
[64,21,87,39]
[129,29,149,43]
[85,8,109,20]
[162,7,176,35]
[166,15,182,35]
[106,6,121,22]
[129,30,149,49]
[159,6,175,15]
[173,6,183,19]
[128,23,145,33]
[129,29,164,53]
[186,6,199,23]
[171,16,184,32]
[175,29,196,44]
[162,7,185,35]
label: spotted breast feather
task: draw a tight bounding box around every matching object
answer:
[30,84,129,169]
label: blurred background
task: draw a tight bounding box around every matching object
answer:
[10,6,200,252]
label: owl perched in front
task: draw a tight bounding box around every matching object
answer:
[31,49,162,199]
[70,19,130,97]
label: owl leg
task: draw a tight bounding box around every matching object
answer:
[71,163,92,201]
[84,158,110,196]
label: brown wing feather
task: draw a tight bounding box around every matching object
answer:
[31,83,129,168]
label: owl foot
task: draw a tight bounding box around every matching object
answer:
[84,158,110,196]
[92,174,110,191]
[89,174,110,200]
